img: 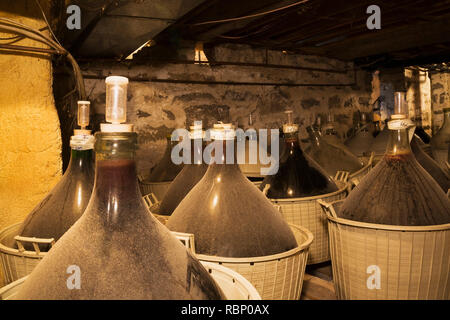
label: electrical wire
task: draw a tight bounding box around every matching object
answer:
[192,0,310,26]
[0,18,85,100]
[34,0,62,47]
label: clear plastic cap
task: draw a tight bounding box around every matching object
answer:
[392,92,407,119]
[77,101,90,129]
[283,110,298,133]
[105,76,129,124]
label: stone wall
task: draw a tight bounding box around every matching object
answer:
[405,68,432,134]
[430,72,450,134]
[81,44,374,177]
[0,1,62,286]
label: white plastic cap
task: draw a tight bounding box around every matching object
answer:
[189,121,204,139]
[211,123,235,140]
[70,134,95,150]
[105,76,129,85]
[100,123,134,132]
[283,109,298,133]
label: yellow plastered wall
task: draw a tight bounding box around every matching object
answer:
[0,1,62,286]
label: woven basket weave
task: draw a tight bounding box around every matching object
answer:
[200,262,261,300]
[268,180,348,265]
[151,215,313,300]
[0,276,26,300]
[321,200,450,300]
[139,179,172,200]
[0,224,53,284]
[193,224,313,300]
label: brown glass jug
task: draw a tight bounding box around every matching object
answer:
[15,131,224,299]
[146,135,183,182]
[260,116,338,199]
[167,124,298,258]
[306,125,363,176]
[16,135,95,250]
[339,96,450,226]
[159,129,208,216]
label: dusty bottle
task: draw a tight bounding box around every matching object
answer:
[411,135,450,192]
[15,76,224,300]
[345,113,375,157]
[322,115,360,158]
[159,124,208,216]
[146,135,183,182]
[167,123,297,258]
[339,93,450,226]
[431,107,450,168]
[306,125,363,176]
[260,111,338,199]
[238,113,273,182]
[369,122,390,156]
[17,102,95,250]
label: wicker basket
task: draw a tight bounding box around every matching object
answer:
[139,178,172,200]
[268,180,348,265]
[174,224,313,300]
[320,199,450,300]
[348,152,374,187]
[200,262,261,300]
[0,223,54,285]
[0,276,26,300]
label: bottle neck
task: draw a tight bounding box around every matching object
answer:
[283,130,304,156]
[91,132,143,223]
[385,128,412,156]
[66,148,93,174]
[211,139,239,166]
[307,127,321,148]
[191,138,205,165]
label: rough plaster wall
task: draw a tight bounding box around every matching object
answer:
[82,45,373,177]
[405,69,432,134]
[0,1,62,285]
[430,72,450,134]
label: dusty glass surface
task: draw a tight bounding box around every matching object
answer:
[147,136,183,182]
[17,148,94,250]
[260,125,338,199]
[340,127,450,226]
[15,132,225,300]
[306,126,363,176]
[167,138,298,258]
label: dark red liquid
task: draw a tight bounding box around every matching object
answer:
[16,159,224,300]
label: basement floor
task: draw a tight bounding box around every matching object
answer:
[301,262,336,300]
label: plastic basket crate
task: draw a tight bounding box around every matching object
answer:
[0,223,54,285]
[0,276,27,300]
[175,224,313,300]
[268,179,349,265]
[139,179,172,201]
[320,199,450,300]
[200,262,261,300]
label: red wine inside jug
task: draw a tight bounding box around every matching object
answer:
[15,76,224,300]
